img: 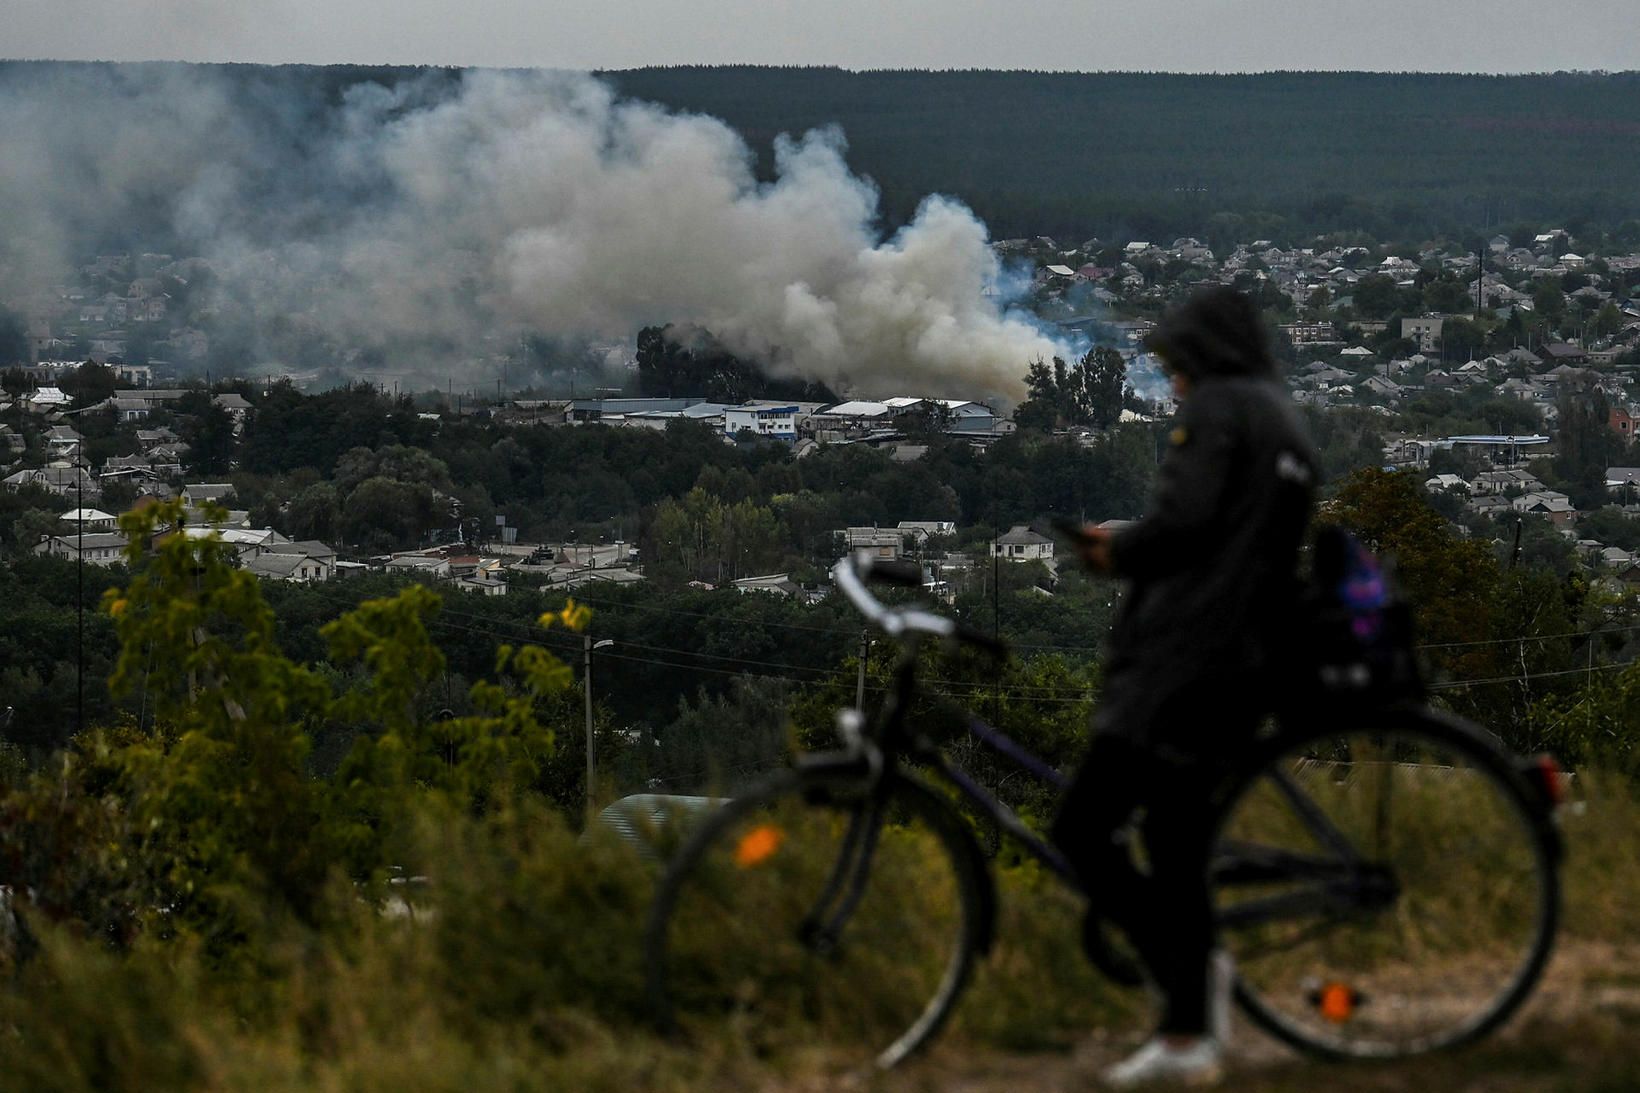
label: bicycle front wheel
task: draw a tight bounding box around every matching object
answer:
[645,763,990,1069]
[1211,707,1560,1059]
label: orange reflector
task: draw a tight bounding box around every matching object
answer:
[1318,982,1357,1024]
[735,824,785,868]
[1534,754,1565,807]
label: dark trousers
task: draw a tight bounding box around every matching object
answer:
[1050,730,1226,1036]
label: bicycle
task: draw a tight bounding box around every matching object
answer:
[643,551,1564,1069]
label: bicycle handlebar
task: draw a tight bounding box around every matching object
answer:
[831,551,1007,657]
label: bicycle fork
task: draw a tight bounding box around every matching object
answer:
[798,788,890,956]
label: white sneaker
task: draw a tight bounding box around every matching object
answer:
[1208,948,1235,1045]
[1102,1036,1223,1088]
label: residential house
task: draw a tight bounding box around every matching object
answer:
[182,482,235,506]
[135,426,180,452]
[23,387,69,413]
[213,393,253,429]
[839,526,904,560]
[1280,322,1342,347]
[59,507,118,532]
[242,539,337,583]
[1513,491,1577,526]
[3,464,100,501]
[1402,317,1444,354]
[103,396,151,423]
[113,389,190,409]
[35,531,128,565]
[244,551,326,583]
[44,426,83,459]
[731,573,803,597]
[993,525,1054,563]
[1466,495,1514,518]
[1472,469,1544,496]
[897,520,955,543]
[1541,343,1589,366]
[385,554,454,579]
[1601,547,1635,570]
[456,575,508,596]
[112,363,152,388]
[1360,375,1405,399]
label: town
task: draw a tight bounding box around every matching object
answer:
[5,226,1640,595]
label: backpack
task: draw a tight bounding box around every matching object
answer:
[1296,526,1424,703]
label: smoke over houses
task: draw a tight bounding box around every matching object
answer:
[0,64,1066,399]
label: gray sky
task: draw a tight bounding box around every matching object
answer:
[7,0,1640,72]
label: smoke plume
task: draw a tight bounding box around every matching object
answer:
[0,64,1066,399]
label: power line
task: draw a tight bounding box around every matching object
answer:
[1427,662,1631,692]
[285,579,1640,700]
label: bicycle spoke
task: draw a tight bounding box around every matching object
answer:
[1212,714,1559,1059]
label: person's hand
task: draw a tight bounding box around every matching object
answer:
[1073,524,1115,574]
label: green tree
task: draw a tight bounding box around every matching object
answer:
[62,362,117,409]
[1594,301,1623,340]
[1353,275,1401,320]
[1014,347,1128,430]
[1553,380,1620,508]
[1323,468,1499,674]
[341,476,438,551]
[177,398,238,477]
[1531,282,1567,328]
[285,482,342,542]
[1424,278,1472,314]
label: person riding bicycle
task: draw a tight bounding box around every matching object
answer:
[1055,286,1319,1087]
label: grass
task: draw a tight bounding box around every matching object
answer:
[0,769,1634,1091]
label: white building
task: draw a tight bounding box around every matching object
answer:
[724,403,798,439]
[35,532,128,565]
[993,525,1055,563]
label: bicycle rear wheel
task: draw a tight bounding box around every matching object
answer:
[645,763,991,1069]
[1211,707,1560,1059]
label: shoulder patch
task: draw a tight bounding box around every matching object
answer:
[1169,426,1189,446]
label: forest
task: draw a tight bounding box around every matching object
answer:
[604,67,1640,244]
[6,61,1640,256]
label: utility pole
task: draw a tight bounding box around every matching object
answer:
[854,628,869,711]
[584,634,613,818]
[76,460,84,737]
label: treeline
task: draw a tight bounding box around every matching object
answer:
[603,67,1640,244]
[8,62,1640,250]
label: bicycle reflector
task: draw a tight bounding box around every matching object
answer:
[734,824,785,868]
[1308,981,1363,1024]
[1527,754,1566,809]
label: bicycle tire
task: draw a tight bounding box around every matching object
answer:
[644,762,992,1070]
[1210,705,1560,1060]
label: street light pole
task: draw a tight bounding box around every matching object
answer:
[76,457,84,738]
[583,634,614,818]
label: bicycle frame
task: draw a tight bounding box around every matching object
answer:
[811,609,1392,942]
[815,554,1448,953]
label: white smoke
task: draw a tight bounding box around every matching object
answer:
[0,65,1067,400]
